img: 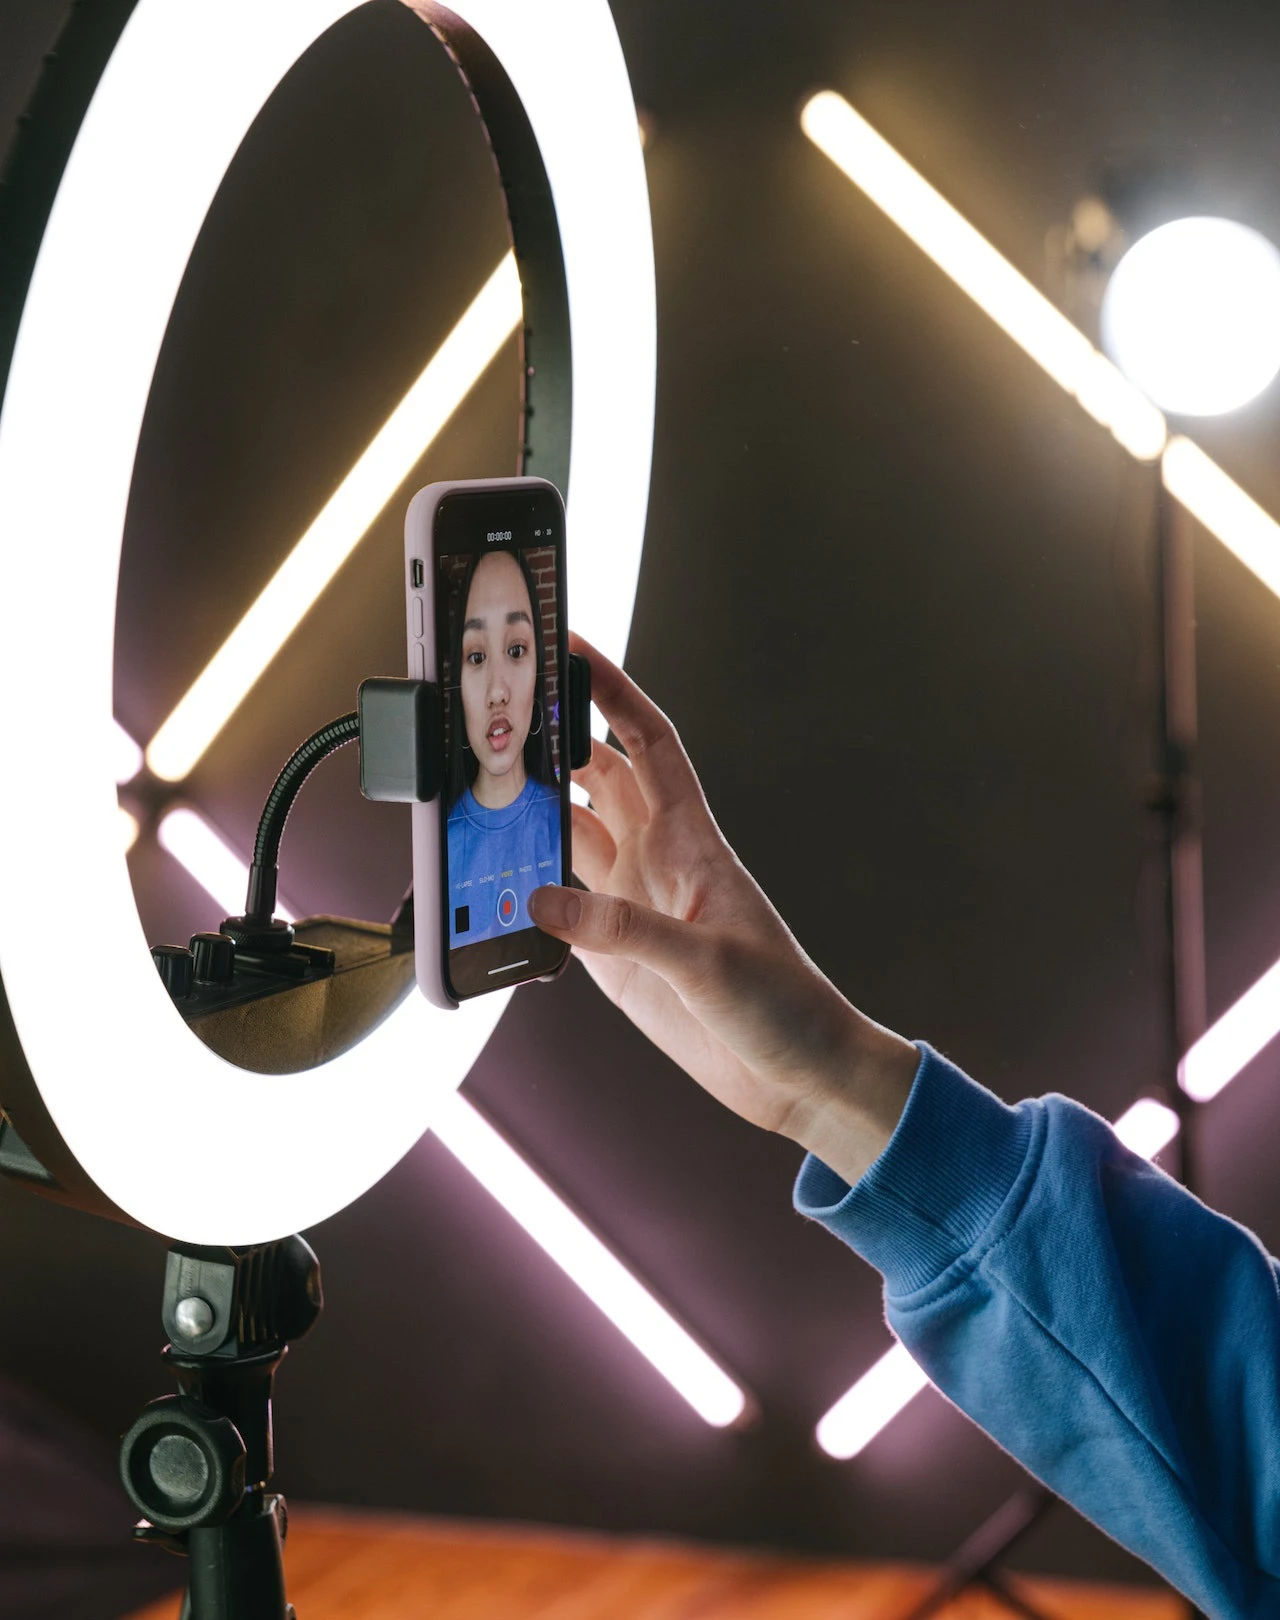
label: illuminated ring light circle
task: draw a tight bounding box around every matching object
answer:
[0,0,654,1242]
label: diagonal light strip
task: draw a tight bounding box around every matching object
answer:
[1162,436,1280,601]
[158,806,296,923]
[1112,1096,1180,1159]
[817,1094,1180,1458]
[800,91,1167,462]
[432,1092,747,1427]
[145,252,523,782]
[153,825,746,1425]
[1180,956,1280,1101]
[816,1344,929,1460]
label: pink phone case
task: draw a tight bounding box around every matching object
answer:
[404,476,564,1007]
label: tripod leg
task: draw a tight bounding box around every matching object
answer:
[982,1568,1065,1620]
[895,1485,1054,1620]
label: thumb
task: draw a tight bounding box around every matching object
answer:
[529,884,694,977]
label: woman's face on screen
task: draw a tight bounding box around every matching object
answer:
[460,551,536,807]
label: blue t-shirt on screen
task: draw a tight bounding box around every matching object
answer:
[446,776,561,946]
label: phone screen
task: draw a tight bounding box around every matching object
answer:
[433,488,569,999]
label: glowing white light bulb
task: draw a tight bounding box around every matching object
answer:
[1102,217,1280,416]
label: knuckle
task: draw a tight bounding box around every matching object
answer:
[620,709,674,763]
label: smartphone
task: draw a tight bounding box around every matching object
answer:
[405,477,572,1006]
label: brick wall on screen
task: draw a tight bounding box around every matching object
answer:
[524,545,559,776]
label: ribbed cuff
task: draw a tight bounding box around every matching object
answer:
[793,1042,1036,1296]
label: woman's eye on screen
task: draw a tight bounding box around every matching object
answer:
[507,640,529,661]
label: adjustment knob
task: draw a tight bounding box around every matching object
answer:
[119,1394,246,1531]
[189,932,236,984]
[151,945,194,999]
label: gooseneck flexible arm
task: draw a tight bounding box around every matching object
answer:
[243,712,361,929]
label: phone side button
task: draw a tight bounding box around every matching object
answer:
[412,642,425,679]
[412,596,424,637]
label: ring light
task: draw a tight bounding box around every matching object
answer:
[0,0,655,1242]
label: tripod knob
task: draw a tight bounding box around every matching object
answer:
[120,1394,247,1531]
[151,944,194,999]
[190,931,236,984]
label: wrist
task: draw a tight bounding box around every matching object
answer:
[790,1016,920,1188]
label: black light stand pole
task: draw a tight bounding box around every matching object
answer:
[1149,474,1210,1620]
[1150,477,1208,1185]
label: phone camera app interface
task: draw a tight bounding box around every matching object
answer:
[439,541,563,950]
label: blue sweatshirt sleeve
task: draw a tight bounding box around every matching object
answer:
[794,1043,1280,1618]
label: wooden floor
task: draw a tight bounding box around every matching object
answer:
[124,1508,1183,1620]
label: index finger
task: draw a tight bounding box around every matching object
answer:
[569,631,706,815]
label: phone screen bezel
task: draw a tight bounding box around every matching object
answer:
[431,486,571,1001]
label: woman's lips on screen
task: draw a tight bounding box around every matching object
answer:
[487,716,512,752]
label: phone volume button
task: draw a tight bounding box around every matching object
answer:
[412,597,424,637]
[412,642,425,679]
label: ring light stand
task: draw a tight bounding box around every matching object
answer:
[0,3,651,1615]
[110,664,593,1618]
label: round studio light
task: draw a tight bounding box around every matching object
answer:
[1101,216,1280,416]
[0,0,654,1242]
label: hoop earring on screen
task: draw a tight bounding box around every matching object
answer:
[529,699,543,737]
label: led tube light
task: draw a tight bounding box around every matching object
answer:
[1161,436,1280,602]
[431,1093,747,1427]
[146,254,522,782]
[1112,1097,1180,1159]
[1180,955,1280,1102]
[0,0,654,1240]
[799,92,1168,463]
[157,807,295,924]
[816,1344,929,1460]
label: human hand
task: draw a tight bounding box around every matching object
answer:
[528,635,918,1185]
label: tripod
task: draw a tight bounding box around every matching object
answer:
[119,1235,323,1620]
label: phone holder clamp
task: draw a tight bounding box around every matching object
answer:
[356,650,592,804]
